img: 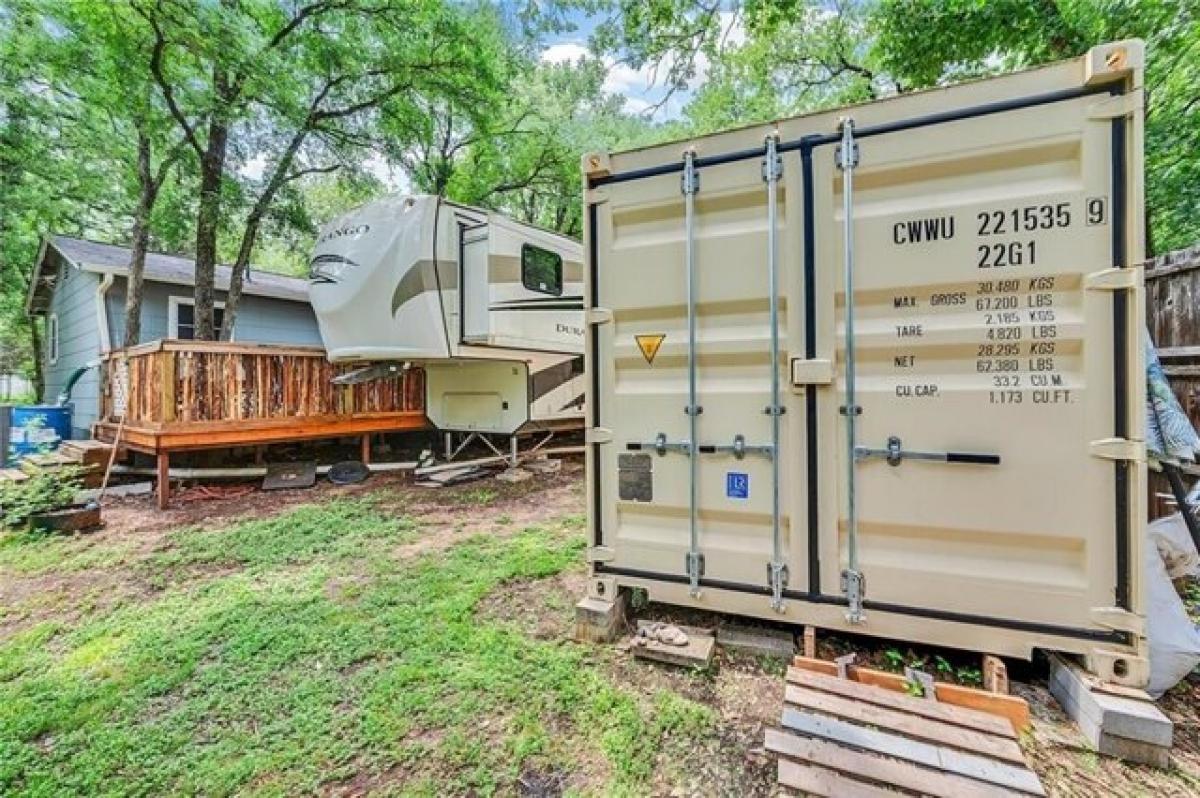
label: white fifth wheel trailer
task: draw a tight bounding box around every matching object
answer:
[309,195,585,457]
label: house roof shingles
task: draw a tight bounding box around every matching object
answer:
[29,235,310,314]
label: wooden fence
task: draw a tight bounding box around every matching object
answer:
[1146,245,1200,518]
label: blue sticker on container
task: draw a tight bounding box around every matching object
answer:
[726,472,749,499]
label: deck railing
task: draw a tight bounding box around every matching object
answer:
[99,339,424,428]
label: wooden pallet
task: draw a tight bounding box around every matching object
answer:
[793,655,1030,731]
[767,665,1045,796]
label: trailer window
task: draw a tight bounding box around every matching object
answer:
[522,244,562,296]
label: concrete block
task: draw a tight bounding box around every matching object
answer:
[574,590,628,643]
[716,623,795,659]
[1048,654,1172,767]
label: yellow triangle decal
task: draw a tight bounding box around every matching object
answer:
[635,334,666,365]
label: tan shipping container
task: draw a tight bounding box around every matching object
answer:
[582,41,1148,685]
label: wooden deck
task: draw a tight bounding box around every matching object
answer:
[94,340,428,507]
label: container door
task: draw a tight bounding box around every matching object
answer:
[590,146,808,599]
[811,88,1140,630]
[461,227,489,342]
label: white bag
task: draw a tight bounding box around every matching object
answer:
[1148,514,1200,579]
[1144,535,1200,697]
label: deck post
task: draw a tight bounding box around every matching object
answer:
[156,451,170,510]
[510,434,519,468]
[360,434,371,465]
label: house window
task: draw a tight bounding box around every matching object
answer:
[169,297,227,340]
[47,314,59,365]
[521,244,562,296]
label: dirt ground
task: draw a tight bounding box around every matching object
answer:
[4,461,1200,796]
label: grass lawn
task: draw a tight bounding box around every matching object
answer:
[6,468,1199,797]
[0,478,759,797]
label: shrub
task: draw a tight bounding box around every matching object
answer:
[0,465,85,528]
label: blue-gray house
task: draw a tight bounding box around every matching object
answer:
[27,235,322,438]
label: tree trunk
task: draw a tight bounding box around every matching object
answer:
[193,115,228,340]
[220,125,311,340]
[221,211,263,341]
[124,130,158,348]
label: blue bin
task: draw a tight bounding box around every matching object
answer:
[10,405,73,461]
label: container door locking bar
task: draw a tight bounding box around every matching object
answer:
[682,149,703,596]
[837,118,865,625]
[763,133,788,612]
[628,434,773,459]
[698,434,773,459]
[855,436,1001,467]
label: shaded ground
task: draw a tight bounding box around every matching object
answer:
[2,461,1199,796]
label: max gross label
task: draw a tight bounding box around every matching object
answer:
[883,196,1108,407]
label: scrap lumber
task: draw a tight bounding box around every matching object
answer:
[983,654,1010,694]
[792,655,1031,733]
[414,446,584,478]
[767,665,1046,797]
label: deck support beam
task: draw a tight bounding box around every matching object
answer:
[156,451,170,510]
[360,434,372,465]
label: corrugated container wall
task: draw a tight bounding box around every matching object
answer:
[583,42,1148,685]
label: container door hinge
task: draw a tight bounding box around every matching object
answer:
[587,307,614,325]
[586,546,616,564]
[835,133,859,171]
[1084,266,1140,291]
[586,427,613,445]
[768,561,789,612]
[1089,437,1143,462]
[681,151,700,195]
[791,357,834,386]
[1090,606,1145,635]
[761,145,783,183]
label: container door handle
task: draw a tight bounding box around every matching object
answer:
[855,436,1001,466]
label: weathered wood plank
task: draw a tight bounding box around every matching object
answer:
[792,656,1030,732]
[786,667,1015,738]
[766,729,1017,798]
[776,757,900,798]
[784,685,1025,764]
[780,709,1044,795]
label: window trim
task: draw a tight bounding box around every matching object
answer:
[520,243,563,297]
[47,313,59,365]
[168,296,230,340]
